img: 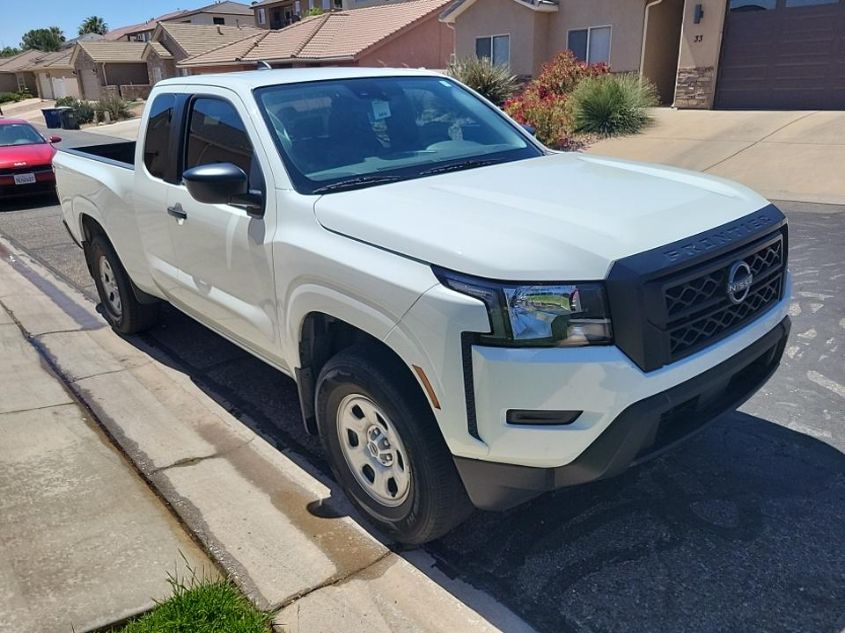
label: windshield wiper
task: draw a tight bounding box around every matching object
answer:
[312,175,402,194]
[419,159,499,177]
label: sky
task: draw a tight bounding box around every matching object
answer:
[0,0,208,49]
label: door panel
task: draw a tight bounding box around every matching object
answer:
[165,93,280,357]
[717,0,845,109]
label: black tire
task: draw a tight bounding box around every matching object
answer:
[316,345,473,545]
[88,234,159,335]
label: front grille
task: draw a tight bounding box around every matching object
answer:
[661,232,785,361]
[0,165,53,176]
[605,205,789,372]
[669,274,781,356]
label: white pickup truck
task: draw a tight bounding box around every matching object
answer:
[55,68,791,544]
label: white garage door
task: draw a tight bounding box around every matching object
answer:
[38,74,53,100]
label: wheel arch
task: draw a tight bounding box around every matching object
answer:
[295,310,437,438]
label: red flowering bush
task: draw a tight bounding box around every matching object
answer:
[505,51,609,148]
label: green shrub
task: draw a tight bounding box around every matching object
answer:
[74,100,95,124]
[447,57,518,106]
[94,94,131,122]
[0,92,23,104]
[569,73,658,137]
[52,97,96,124]
[504,50,609,148]
[306,6,324,15]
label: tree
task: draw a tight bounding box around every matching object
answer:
[79,16,108,36]
[0,46,20,57]
[20,27,65,52]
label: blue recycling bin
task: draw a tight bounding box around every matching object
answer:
[42,108,62,129]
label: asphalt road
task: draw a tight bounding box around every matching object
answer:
[1,135,843,633]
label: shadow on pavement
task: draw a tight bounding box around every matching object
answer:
[0,193,59,212]
[128,306,845,633]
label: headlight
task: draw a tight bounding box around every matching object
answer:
[434,267,612,347]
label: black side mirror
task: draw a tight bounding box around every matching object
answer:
[521,123,537,137]
[182,163,264,216]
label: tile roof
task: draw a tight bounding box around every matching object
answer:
[0,49,48,73]
[180,0,451,67]
[145,42,174,60]
[23,50,74,72]
[104,10,187,41]
[75,41,149,63]
[158,22,264,57]
[104,2,255,41]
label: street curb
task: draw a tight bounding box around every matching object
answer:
[0,237,527,632]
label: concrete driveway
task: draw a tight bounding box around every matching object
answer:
[587,109,845,206]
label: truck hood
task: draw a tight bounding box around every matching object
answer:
[313,153,771,280]
[0,143,56,170]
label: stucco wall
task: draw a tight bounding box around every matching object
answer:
[359,14,454,69]
[104,63,150,86]
[147,51,177,84]
[454,0,549,77]
[75,52,102,100]
[642,0,684,104]
[185,12,256,27]
[453,0,646,77]
[0,74,18,93]
[547,0,646,73]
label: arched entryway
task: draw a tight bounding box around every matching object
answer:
[641,0,685,104]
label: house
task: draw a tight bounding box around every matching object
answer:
[441,0,845,110]
[179,0,453,72]
[25,50,80,100]
[252,0,414,30]
[0,49,46,94]
[71,42,150,100]
[145,22,263,83]
[106,1,256,43]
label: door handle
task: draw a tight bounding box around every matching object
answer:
[167,203,187,220]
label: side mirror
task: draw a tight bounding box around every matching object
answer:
[182,162,264,216]
[49,135,62,143]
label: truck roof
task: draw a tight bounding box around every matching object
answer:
[155,67,443,91]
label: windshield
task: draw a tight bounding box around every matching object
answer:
[254,76,543,194]
[0,124,45,147]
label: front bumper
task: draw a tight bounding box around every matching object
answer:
[455,315,790,511]
[0,171,56,198]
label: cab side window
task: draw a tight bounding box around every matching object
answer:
[143,94,177,182]
[185,97,255,177]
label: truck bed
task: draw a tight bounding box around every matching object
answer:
[60,142,136,170]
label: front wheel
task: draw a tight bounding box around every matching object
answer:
[316,346,473,545]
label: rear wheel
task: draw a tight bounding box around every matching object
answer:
[316,345,473,545]
[89,235,159,334]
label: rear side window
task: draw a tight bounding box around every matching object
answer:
[185,97,254,177]
[143,94,176,181]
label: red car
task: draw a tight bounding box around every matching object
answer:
[0,119,61,199]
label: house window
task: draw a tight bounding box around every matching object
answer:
[475,34,510,67]
[257,8,266,24]
[567,26,612,64]
[16,75,27,92]
[213,17,225,24]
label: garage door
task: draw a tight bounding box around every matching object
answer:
[716,0,845,109]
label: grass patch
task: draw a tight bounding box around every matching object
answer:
[115,570,272,633]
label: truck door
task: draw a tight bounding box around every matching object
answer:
[164,91,281,360]
[135,93,182,295]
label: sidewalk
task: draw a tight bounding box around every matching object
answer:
[0,254,213,632]
[587,108,845,206]
[0,239,524,632]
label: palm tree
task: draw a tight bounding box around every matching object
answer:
[78,16,108,36]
